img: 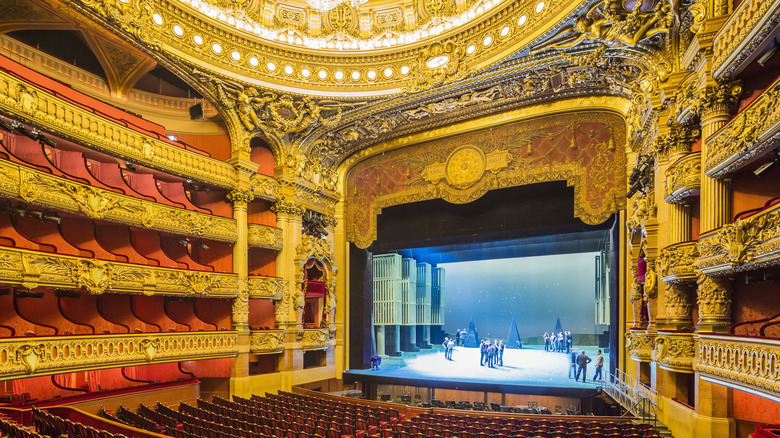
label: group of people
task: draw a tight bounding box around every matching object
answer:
[479,340,504,368]
[441,337,455,360]
[569,349,604,382]
[543,331,573,353]
[454,329,468,346]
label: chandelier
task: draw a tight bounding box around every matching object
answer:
[304,0,367,13]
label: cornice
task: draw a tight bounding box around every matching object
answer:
[0,158,237,242]
[59,0,587,96]
[0,331,237,380]
[0,68,236,188]
[0,246,238,296]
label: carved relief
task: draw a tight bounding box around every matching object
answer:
[248,225,284,250]
[0,247,238,297]
[665,152,701,204]
[0,70,235,187]
[653,332,695,372]
[271,199,307,217]
[658,241,699,283]
[626,329,653,362]
[250,174,281,201]
[249,330,285,354]
[664,283,694,328]
[695,271,732,330]
[696,334,780,395]
[712,0,780,79]
[0,332,238,380]
[300,328,329,350]
[0,161,237,242]
[626,191,657,234]
[248,276,286,300]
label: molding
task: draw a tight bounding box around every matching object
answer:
[0,158,237,242]
[248,330,285,354]
[664,152,700,204]
[696,333,780,396]
[712,0,780,80]
[705,78,780,178]
[696,201,780,276]
[247,224,284,250]
[0,69,236,188]
[653,331,695,373]
[626,328,654,362]
[0,246,238,296]
[0,331,237,380]
[658,241,699,284]
[248,275,286,300]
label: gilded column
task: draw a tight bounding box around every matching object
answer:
[227,187,254,331]
[272,199,306,329]
[668,204,691,243]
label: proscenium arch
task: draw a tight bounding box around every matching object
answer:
[337,96,633,249]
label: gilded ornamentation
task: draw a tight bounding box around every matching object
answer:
[653,332,695,372]
[695,271,732,329]
[655,125,700,160]
[705,81,780,178]
[402,86,502,121]
[227,188,255,206]
[250,174,281,201]
[271,199,307,217]
[712,0,780,79]
[657,241,699,283]
[249,330,285,354]
[232,278,249,326]
[248,276,286,300]
[534,0,675,50]
[626,329,653,362]
[0,247,238,297]
[300,328,330,350]
[0,332,238,380]
[643,260,657,300]
[346,112,626,248]
[696,204,780,275]
[626,191,656,233]
[664,284,694,328]
[665,152,700,204]
[297,235,334,262]
[0,161,237,242]
[696,334,780,395]
[698,81,743,121]
[0,70,235,188]
[248,225,284,250]
[420,146,512,191]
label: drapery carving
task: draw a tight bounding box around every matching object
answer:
[346,112,626,248]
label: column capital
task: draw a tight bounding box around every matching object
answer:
[272,198,307,218]
[698,81,742,122]
[227,188,255,206]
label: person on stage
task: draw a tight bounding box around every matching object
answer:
[370,354,382,370]
[557,332,564,352]
[486,341,496,368]
[593,349,604,381]
[569,350,577,379]
[442,337,450,357]
[544,332,550,352]
[566,331,573,353]
[480,340,487,366]
[575,350,592,383]
[446,338,454,360]
[459,329,467,346]
[498,340,505,366]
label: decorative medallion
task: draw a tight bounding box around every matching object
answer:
[444,146,486,189]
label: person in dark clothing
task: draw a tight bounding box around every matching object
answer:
[576,350,591,382]
[569,350,577,379]
[480,341,487,366]
[498,341,505,366]
[370,355,382,370]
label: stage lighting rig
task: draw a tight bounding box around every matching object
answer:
[16,126,39,140]
[626,154,654,198]
[0,120,15,133]
[39,135,56,148]
[753,149,780,177]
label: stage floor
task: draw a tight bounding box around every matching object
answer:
[344,345,608,397]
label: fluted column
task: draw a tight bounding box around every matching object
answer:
[272,199,306,329]
[668,204,691,243]
[227,188,253,331]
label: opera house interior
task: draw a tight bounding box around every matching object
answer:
[0,0,779,436]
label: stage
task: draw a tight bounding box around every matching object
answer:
[344,345,608,398]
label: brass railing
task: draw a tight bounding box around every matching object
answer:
[0,331,238,380]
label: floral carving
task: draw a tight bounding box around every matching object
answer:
[657,241,699,283]
[300,328,329,350]
[665,152,701,204]
[653,332,695,371]
[249,330,285,354]
[626,329,653,362]
[695,271,732,329]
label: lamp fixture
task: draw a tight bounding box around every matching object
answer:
[753,149,780,177]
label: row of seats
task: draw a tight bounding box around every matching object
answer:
[0,414,44,438]
[32,407,130,438]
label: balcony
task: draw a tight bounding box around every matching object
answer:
[0,159,237,242]
[626,328,654,362]
[0,331,237,380]
[248,276,286,300]
[696,200,780,276]
[250,174,280,202]
[658,241,699,284]
[0,68,235,188]
[712,0,780,80]
[300,328,330,351]
[705,78,780,178]
[249,330,285,354]
[654,331,695,373]
[664,152,700,204]
[248,224,283,250]
[0,246,238,296]
[696,333,780,398]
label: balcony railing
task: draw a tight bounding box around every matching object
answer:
[0,159,237,242]
[712,0,780,80]
[248,276,286,300]
[705,78,780,178]
[249,174,280,202]
[664,152,700,204]
[0,331,237,380]
[249,330,285,354]
[658,241,699,284]
[696,201,780,276]
[248,224,283,250]
[0,69,235,188]
[626,329,654,362]
[0,246,238,296]
[696,333,780,397]
[300,328,330,351]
